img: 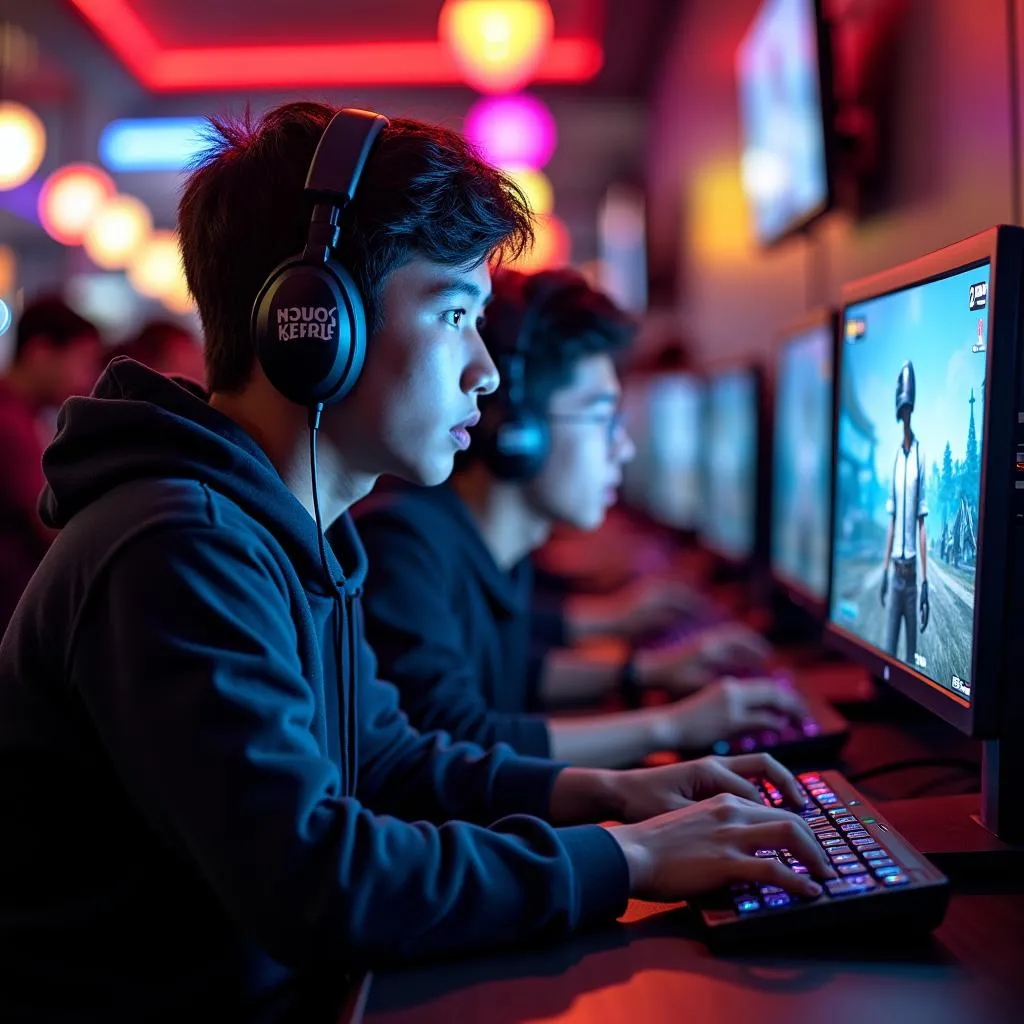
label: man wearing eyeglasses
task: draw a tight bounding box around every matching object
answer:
[345,269,799,769]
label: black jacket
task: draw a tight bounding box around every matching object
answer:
[352,482,555,757]
[0,360,628,1022]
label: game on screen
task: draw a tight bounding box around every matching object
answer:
[829,263,989,703]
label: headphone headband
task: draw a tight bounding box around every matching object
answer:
[306,108,388,203]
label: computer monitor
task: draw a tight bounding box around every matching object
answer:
[700,365,762,565]
[827,225,1024,854]
[736,0,833,246]
[620,372,703,532]
[770,313,837,615]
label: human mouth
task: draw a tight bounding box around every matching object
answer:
[450,412,480,451]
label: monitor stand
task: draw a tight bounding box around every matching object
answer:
[880,737,1024,885]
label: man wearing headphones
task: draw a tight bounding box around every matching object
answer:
[0,103,831,1021]
[880,360,930,661]
[352,269,804,768]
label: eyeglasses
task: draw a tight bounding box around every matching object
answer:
[548,408,625,445]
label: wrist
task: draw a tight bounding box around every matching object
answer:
[549,767,622,825]
[605,823,650,894]
[647,705,683,751]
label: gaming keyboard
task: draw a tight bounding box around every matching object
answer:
[695,769,950,948]
[706,683,849,765]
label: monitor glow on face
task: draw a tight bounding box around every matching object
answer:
[829,262,990,706]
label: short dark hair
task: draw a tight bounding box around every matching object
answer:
[15,295,99,363]
[178,101,534,394]
[483,268,636,414]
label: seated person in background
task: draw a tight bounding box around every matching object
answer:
[352,269,800,769]
[0,296,102,633]
[114,317,206,384]
[0,102,831,1024]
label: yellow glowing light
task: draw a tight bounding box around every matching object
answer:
[439,0,554,93]
[0,101,46,190]
[688,159,752,264]
[83,194,152,270]
[160,268,196,314]
[506,166,553,215]
[127,230,183,299]
[38,164,116,245]
[0,244,15,296]
[508,212,570,272]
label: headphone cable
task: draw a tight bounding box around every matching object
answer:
[308,402,333,589]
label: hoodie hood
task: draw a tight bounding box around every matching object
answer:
[40,357,365,592]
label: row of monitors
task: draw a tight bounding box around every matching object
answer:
[621,225,1024,743]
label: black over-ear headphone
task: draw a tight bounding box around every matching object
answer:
[478,272,587,482]
[252,108,389,409]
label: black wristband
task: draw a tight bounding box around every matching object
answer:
[619,650,642,709]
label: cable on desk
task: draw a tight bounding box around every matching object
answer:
[848,756,980,785]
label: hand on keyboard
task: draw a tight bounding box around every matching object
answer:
[666,677,809,752]
[636,623,772,694]
[607,792,837,903]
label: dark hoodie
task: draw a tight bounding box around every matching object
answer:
[0,359,629,1023]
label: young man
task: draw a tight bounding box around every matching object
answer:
[0,297,102,633]
[881,360,929,659]
[352,269,805,768]
[0,103,831,1022]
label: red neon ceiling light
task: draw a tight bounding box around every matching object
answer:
[68,0,603,91]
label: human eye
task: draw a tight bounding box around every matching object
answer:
[441,308,466,328]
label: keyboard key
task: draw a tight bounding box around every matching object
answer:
[735,898,761,912]
[845,830,869,840]
[828,808,849,816]
[764,893,791,908]
[831,853,859,864]
[873,865,903,877]
[821,838,846,848]
[883,874,910,887]
[755,849,778,857]
[834,816,857,824]
[840,823,864,832]
[839,862,866,875]
[825,879,855,896]
[791,865,809,874]
[806,816,829,828]
[862,849,889,860]
[760,885,784,894]
[869,858,895,869]
[851,839,878,849]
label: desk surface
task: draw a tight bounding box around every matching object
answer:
[365,713,1021,1024]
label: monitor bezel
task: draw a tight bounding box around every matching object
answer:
[825,225,1022,738]
[736,0,836,249]
[769,308,838,620]
[699,360,766,570]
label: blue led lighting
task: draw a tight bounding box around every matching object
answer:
[99,117,208,172]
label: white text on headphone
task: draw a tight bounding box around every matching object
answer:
[277,306,337,342]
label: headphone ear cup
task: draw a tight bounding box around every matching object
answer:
[252,255,367,407]
[477,399,550,481]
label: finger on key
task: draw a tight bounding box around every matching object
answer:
[741,852,824,899]
[749,818,837,879]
